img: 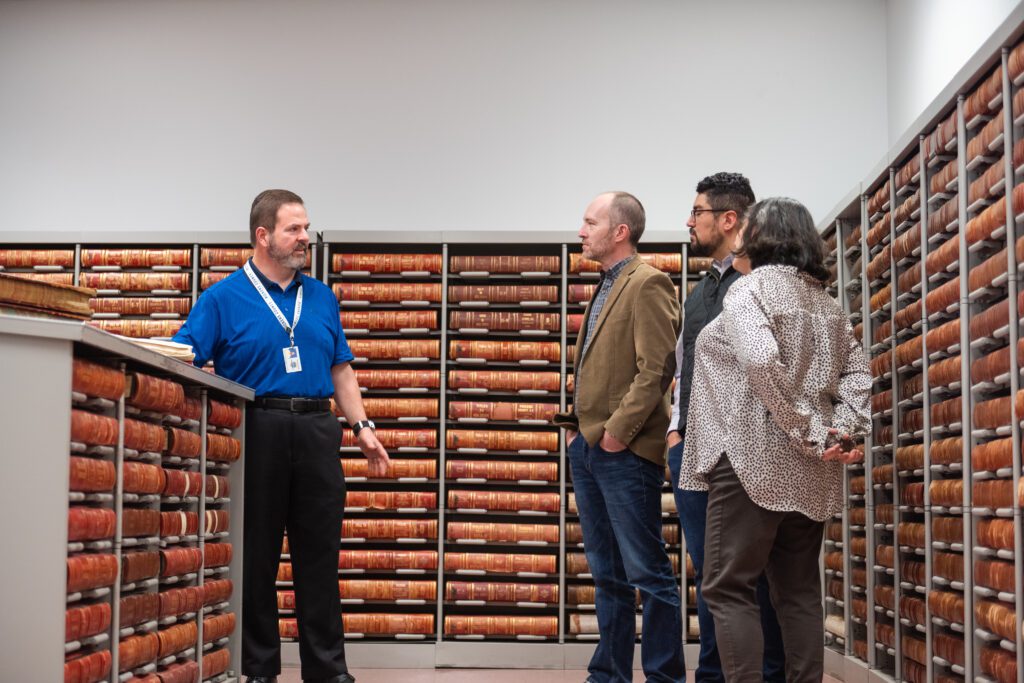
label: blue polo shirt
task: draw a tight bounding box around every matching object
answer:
[173,259,353,397]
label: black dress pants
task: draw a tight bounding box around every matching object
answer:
[242,406,347,679]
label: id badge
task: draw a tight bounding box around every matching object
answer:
[283,345,303,373]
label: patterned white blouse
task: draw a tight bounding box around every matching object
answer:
[678,264,871,521]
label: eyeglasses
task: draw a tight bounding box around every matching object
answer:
[690,208,728,219]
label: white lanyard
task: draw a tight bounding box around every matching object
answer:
[243,261,303,346]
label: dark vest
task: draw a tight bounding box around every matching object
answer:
[677,265,742,434]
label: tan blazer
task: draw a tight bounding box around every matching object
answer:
[554,256,681,465]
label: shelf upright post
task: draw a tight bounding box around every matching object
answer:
[191,244,200,304]
[860,191,879,671]
[111,361,127,681]
[436,242,449,644]
[74,243,81,286]
[835,218,853,659]
[998,46,1024,683]
[887,166,904,682]
[320,240,330,287]
[197,388,209,679]
[916,134,935,683]
[955,93,976,681]
[559,241,568,645]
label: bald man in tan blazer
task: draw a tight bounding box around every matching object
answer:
[553,191,683,683]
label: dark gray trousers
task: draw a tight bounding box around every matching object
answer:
[701,457,825,683]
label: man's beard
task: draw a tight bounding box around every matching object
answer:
[268,237,307,270]
[688,229,724,258]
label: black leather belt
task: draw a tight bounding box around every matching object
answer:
[254,397,332,413]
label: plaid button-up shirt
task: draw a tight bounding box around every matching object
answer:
[574,254,635,407]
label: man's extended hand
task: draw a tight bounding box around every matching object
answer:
[358,429,390,477]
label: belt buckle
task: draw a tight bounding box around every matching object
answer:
[289,397,302,412]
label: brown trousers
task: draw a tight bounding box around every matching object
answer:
[701,457,825,683]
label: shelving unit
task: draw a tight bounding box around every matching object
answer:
[817,12,1024,681]
[0,316,250,682]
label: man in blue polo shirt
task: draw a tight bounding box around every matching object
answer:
[174,189,388,683]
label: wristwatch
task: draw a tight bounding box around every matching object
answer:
[352,419,376,436]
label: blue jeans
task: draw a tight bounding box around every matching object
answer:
[568,437,685,683]
[667,441,786,682]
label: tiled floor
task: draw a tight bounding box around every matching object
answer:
[275,669,844,682]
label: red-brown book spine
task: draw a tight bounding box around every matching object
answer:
[162,469,203,497]
[128,373,185,413]
[66,602,112,642]
[339,458,437,479]
[448,285,559,303]
[200,272,231,289]
[69,456,117,492]
[120,592,160,627]
[450,255,559,274]
[64,651,113,679]
[81,249,192,267]
[446,460,557,481]
[353,369,441,389]
[89,319,184,338]
[204,542,233,568]
[202,612,236,642]
[336,579,437,601]
[334,282,442,303]
[448,339,560,362]
[118,632,160,672]
[355,397,439,419]
[157,586,203,618]
[159,511,200,537]
[88,296,192,315]
[206,433,242,462]
[202,648,231,678]
[121,551,160,584]
[122,508,161,537]
[446,429,558,451]
[346,491,438,509]
[155,621,197,658]
[447,401,559,422]
[200,248,253,267]
[123,419,167,453]
[449,311,560,332]
[72,359,126,400]
[342,519,438,539]
[341,310,438,330]
[444,580,557,603]
[8,271,74,285]
[68,507,117,541]
[205,509,230,534]
[208,399,242,429]
[165,428,202,458]
[203,578,234,605]
[70,409,119,446]
[445,615,557,636]
[0,248,75,267]
[337,550,438,570]
[348,339,441,360]
[67,553,119,593]
[447,370,560,392]
[160,547,203,577]
[447,490,559,513]
[333,253,442,274]
[80,272,191,291]
[446,522,559,543]
[340,428,436,449]
[444,552,556,574]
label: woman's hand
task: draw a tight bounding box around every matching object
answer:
[822,429,863,463]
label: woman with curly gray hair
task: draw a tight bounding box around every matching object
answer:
[679,196,870,682]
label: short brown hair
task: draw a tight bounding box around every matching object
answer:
[250,189,304,246]
[607,191,645,245]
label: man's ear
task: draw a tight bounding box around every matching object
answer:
[255,225,271,247]
[615,223,631,243]
[719,210,740,233]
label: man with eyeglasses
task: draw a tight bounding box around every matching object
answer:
[667,173,786,682]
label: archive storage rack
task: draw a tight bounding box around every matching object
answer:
[1,228,705,670]
[0,315,251,682]
[818,8,1024,681]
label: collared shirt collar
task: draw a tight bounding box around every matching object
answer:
[712,253,734,275]
[247,257,303,293]
[599,253,636,283]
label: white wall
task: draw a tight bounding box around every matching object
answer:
[886,0,1021,145]
[0,0,887,234]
